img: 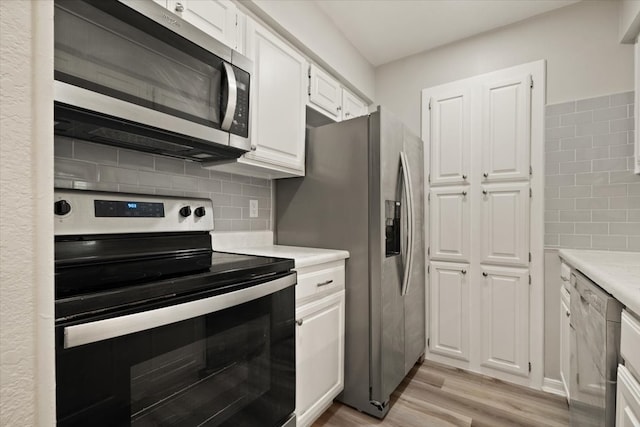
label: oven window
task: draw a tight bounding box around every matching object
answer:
[54,1,222,128]
[56,286,295,427]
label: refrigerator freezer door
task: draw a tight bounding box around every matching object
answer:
[369,108,408,409]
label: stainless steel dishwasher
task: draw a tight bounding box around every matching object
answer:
[569,269,623,427]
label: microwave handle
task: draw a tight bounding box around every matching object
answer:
[220,62,238,131]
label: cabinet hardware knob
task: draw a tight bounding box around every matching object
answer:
[462,174,467,180]
[296,319,303,326]
[462,191,467,196]
[482,272,488,277]
[175,2,184,12]
[250,144,257,151]
[482,190,487,195]
[461,269,467,275]
[337,106,342,111]
[566,311,570,317]
[483,172,489,178]
[345,112,351,117]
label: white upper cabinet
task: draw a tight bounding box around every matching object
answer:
[242,18,307,175]
[429,186,470,263]
[481,182,530,267]
[308,64,368,123]
[480,265,530,377]
[341,89,368,121]
[168,0,241,52]
[481,74,531,182]
[427,88,471,186]
[309,64,342,121]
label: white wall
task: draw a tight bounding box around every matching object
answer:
[0,1,55,425]
[376,0,634,136]
[240,0,375,102]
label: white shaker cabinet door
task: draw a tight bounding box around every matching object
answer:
[480,265,530,377]
[480,182,530,267]
[168,0,238,51]
[481,74,531,182]
[341,89,367,121]
[617,366,640,427]
[429,262,470,362]
[244,18,307,174]
[296,291,345,427]
[429,186,470,263]
[427,87,471,186]
[560,286,571,401]
[308,64,342,121]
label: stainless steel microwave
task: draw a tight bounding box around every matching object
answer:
[54,0,252,162]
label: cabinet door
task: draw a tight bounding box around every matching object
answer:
[296,291,345,427]
[480,265,529,377]
[560,287,571,401]
[429,186,470,262]
[169,0,238,51]
[481,182,530,267]
[481,74,531,182]
[342,89,367,120]
[244,18,307,174]
[427,88,470,186]
[617,366,640,427]
[429,262,470,361]
[308,64,342,121]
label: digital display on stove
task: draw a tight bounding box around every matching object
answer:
[94,200,165,217]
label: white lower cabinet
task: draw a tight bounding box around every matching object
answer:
[295,260,345,427]
[296,290,345,427]
[617,365,640,427]
[560,284,571,401]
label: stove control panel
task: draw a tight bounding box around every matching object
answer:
[54,189,214,236]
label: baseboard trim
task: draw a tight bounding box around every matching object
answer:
[541,378,566,397]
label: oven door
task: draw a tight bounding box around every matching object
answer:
[53,0,251,154]
[55,274,295,427]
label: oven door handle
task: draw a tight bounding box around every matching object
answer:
[63,273,296,349]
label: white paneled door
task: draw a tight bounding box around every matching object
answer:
[427,88,470,186]
[422,61,544,389]
[480,265,530,377]
[429,186,470,262]
[429,262,470,361]
[481,182,530,267]
[481,75,532,182]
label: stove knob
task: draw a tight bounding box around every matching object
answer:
[54,200,71,216]
[179,206,192,217]
[194,207,206,217]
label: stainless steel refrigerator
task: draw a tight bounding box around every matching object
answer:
[275,106,425,419]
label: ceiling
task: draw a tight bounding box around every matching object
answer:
[315,0,580,67]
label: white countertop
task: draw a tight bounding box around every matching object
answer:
[559,249,640,315]
[227,245,350,269]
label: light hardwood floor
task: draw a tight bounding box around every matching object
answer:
[313,360,569,427]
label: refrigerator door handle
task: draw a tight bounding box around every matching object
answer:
[400,151,414,297]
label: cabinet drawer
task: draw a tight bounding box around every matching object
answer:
[622,310,640,376]
[296,261,345,304]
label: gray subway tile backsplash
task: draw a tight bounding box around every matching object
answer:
[54,137,273,232]
[545,91,639,250]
